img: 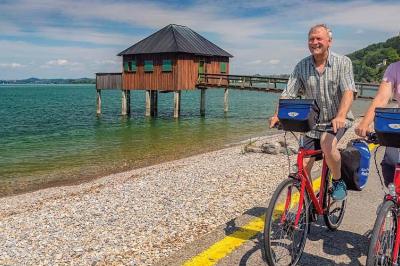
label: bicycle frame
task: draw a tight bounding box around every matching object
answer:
[385,163,400,264]
[290,146,330,226]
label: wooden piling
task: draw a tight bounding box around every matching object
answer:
[173,91,181,118]
[224,88,229,113]
[151,90,158,117]
[146,90,158,117]
[96,89,102,115]
[145,90,151,116]
[200,87,206,116]
[121,90,131,115]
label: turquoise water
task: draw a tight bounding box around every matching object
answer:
[0,84,373,196]
[0,84,284,196]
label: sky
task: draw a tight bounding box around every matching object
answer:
[0,0,399,80]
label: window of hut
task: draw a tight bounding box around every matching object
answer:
[144,60,154,72]
[123,61,129,72]
[129,60,137,72]
[162,59,172,72]
[220,62,227,73]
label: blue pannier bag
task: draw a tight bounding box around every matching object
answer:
[278,99,319,132]
[341,140,371,191]
[374,108,400,148]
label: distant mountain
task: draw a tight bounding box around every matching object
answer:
[0,78,95,84]
[347,36,400,82]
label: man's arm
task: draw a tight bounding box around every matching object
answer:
[332,57,357,133]
[331,90,353,133]
[355,81,393,137]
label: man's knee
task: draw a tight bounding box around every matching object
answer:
[320,133,339,156]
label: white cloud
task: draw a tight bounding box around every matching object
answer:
[269,59,280,65]
[46,59,69,66]
[0,63,25,68]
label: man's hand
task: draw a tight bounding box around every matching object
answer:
[269,115,279,128]
[355,121,370,137]
[331,115,346,133]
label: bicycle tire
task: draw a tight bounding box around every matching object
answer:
[366,200,397,266]
[323,170,347,231]
[263,178,309,266]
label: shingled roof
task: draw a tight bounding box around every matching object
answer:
[118,24,233,57]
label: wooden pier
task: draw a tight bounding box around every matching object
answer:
[95,73,379,117]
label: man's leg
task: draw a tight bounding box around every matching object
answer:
[320,128,347,200]
[302,136,319,179]
[320,132,341,181]
[381,147,399,186]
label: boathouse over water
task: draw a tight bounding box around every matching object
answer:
[96,24,379,117]
[96,24,233,117]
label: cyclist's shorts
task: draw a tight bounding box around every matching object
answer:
[382,147,400,186]
[303,127,347,151]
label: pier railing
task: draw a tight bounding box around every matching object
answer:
[197,73,380,99]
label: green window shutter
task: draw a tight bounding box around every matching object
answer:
[144,60,154,72]
[162,59,172,72]
[220,62,227,73]
[130,60,137,72]
[123,62,129,72]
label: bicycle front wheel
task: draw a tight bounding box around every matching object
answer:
[366,200,397,266]
[323,170,347,231]
[263,178,309,266]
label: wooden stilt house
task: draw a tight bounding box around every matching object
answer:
[118,24,233,90]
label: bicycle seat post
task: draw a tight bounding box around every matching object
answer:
[299,134,305,148]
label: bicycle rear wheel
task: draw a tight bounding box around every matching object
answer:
[323,170,347,231]
[366,200,397,266]
[263,178,309,266]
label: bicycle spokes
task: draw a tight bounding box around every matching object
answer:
[265,179,309,265]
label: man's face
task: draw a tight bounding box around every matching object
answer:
[308,27,331,57]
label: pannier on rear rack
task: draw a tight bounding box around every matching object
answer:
[374,108,400,148]
[277,99,319,132]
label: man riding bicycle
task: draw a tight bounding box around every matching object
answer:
[355,60,400,186]
[270,24,357,201]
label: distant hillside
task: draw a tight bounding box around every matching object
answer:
[0,78,95,84]
[347,36,400,82]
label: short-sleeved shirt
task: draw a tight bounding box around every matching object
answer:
[382,61,400,104]
[281,51,357,138]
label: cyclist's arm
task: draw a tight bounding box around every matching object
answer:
[355,81,393,137]
[332,90,354,133]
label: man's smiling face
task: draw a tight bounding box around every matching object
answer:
[308,27,331,57]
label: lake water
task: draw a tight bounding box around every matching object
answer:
[0,84,372,196]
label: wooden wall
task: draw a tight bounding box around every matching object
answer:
[122,53,229,90]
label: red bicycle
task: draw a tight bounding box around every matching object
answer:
[366,135,400,265]
[263,123,347,266]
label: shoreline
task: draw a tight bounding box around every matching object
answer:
[0,119,363,265]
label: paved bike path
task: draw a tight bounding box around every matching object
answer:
[163,150,385,265]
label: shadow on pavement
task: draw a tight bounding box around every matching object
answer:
[235,219,370,266]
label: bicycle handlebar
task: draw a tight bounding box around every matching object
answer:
[365,132,379,144]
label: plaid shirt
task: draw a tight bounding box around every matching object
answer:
[281,51,357,138]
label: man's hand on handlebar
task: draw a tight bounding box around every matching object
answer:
[269,115,280,129]
[331,116,346,133]
[355,122,371,138]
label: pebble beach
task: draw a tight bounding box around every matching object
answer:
[0,122,361,266]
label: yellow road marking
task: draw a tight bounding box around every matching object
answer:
[184,143,377,265]
[183,178,321,266]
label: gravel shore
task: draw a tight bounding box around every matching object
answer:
[0,122,361,266]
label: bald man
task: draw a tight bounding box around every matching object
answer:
[270,24,357,200]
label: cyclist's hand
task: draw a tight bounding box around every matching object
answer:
[355,121,370,137]
[269,115,279,128]
[331,116,346,133]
